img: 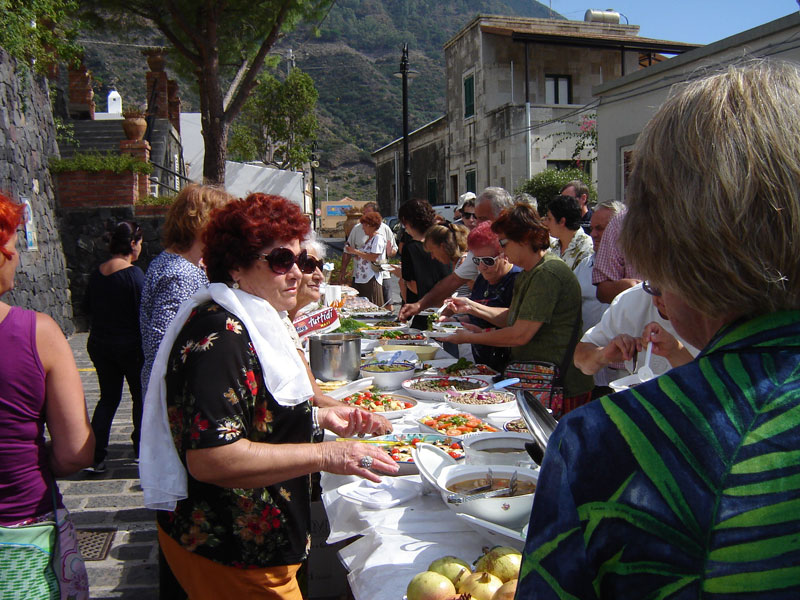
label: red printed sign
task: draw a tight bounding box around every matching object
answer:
[293,306,340,340]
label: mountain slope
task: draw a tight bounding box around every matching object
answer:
[78,0,562,203]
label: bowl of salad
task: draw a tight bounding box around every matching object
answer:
[341,389,417,419]
[417,413,499,437]
[361,433,464,475]
[445,389,517,416]
[401,376,488,401]
[360,361,417,389]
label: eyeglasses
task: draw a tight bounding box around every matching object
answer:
[498,238,509,248]
[462,211,476,220]
[301,255,325,273]
[257,248,315,275]
[642,281,662,297]
[471,255,501,267]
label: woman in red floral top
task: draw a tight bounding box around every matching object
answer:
[154,194,397,599]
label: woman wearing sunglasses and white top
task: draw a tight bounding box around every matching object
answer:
[439,221,521,372]
[140,194,397,599]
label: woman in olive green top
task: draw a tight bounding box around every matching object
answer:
[442,203,594,411]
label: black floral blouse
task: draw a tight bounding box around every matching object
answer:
[156,301,313,568]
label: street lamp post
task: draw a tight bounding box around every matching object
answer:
[394,44,418,211]
[310,141,319,229]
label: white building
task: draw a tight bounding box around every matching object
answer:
[373,12,696,212]
[594,13,800,202]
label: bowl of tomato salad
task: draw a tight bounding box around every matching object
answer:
[341,389,418,419]
[361,433,464,475]
[417,413,499,437]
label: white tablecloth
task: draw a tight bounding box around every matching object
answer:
[320,379,525,600]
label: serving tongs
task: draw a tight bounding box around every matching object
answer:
[446,471,518,505]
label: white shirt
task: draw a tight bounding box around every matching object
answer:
[454,250,479,281]
[581,283,700,379]
[347,222,397,257]
[574,254,608,334]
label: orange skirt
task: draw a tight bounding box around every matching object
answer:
[158,525,303,600]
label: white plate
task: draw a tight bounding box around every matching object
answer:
[344,310,394,319]
[401,376,488,401]
[433,321,466,332]
[337,478,422,509]
[453,512,526,550]
[341,392,418,420]
[423,330,457,340]
[360,326,411,338]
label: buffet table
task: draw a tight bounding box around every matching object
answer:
[320,389,528,599]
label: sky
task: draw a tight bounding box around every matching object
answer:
[547,1,798,44]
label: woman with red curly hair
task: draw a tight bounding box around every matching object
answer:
[442,203,593,416]
[0,193,94,598]
[140,193,397,599]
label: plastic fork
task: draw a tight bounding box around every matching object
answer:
[637,341,654,382]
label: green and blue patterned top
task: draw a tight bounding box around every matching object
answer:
[518,311,800,599]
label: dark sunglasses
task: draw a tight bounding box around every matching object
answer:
[302,255,325,273]
[462,211,476,219]
[642,281,662,297]
[257,248,315,275]
[471,254,501,267]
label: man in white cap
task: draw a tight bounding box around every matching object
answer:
[453,191,477,230]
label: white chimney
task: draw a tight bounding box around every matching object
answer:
[108,89,122,115]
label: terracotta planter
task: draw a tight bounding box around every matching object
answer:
[122,117,147,141]
[343,211,362,239]
[144,51,166,72]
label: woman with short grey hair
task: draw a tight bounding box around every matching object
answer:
[517,60,800,598]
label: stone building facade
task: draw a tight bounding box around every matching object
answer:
[373,116,446,217]
[374,14,697,207]
[0,49,75,334]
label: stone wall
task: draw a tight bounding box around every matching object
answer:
[59,205,169,332]
[0,48,75,334]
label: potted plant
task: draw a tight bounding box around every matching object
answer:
[121,106,147,141]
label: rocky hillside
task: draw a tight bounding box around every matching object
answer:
[78,0,562,204]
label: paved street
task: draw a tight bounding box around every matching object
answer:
[63,332,158,600]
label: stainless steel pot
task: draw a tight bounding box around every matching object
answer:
[309,333,362,381]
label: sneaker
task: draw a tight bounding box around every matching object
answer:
[84,461,106,474]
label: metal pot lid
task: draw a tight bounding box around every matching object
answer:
[514,390,557,457]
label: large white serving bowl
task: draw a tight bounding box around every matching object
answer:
[401,376,488,401]
[436,464,538,529]
[412,442,458,494]
[359,362,417,390]
[461,432,535,467]
[445,389,517,416]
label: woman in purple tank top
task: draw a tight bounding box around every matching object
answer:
[0,193,95,599]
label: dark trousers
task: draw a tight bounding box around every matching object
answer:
[87,337,144,463]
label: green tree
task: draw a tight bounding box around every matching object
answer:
[228,68,318,170]
[0,0,82,73]
[84,0,333,184]
[517,167,595,215]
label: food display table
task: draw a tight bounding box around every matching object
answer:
[320,394,527,599]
